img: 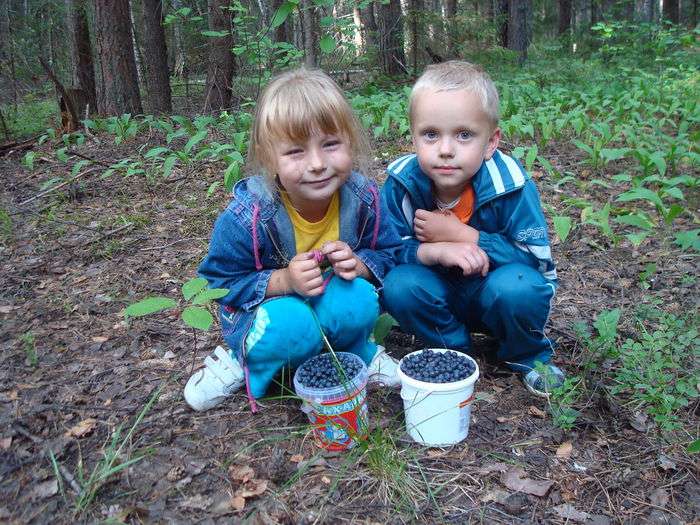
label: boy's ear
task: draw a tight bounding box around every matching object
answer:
[484,127,501,160]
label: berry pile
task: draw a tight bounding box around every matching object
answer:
[400,350,475,383]
[296,353,363,388]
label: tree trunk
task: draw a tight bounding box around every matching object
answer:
[204,0,235,112]
[141,0,172,114]
[129,0,146,91]
[635,0,654,21]
[445,0,458,56]
[301,0,316,67]
[662,0,680,21]
[558,0,572,33]
[408,0,423,75]
[359,2,377,53]
[499,0,509,47]
[378,0,406,75]
[172,0,187,76]
[271,0,291,43]
[507,0,530,64]
[590,0,600,24]
[65,0,97,114]
[94,0,143,116]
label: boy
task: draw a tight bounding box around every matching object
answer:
[381,61,564,396]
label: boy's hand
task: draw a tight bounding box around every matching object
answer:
[417,242,489,277]
[286,252,325,296]
[321,241,369,281]
[414,209,479,243]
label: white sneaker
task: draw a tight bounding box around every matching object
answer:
[367,345,400,388]
[184,346,245,411]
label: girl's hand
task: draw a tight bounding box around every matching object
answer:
[286,252,325,296]
[321,241,369,281]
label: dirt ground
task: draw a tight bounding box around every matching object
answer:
[1,134,698,524]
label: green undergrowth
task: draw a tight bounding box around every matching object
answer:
[550,303,699,437]
[1,97,58,140]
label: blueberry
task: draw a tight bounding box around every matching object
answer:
[400,350,475,383]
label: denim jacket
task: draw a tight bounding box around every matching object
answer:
[198,171,402,354]
[381,150,557,283]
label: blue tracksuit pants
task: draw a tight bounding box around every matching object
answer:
[382,263,555,373]
[234,276,379,398]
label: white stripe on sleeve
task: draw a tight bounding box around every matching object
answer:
[501,153,526,187]
[485,158,505,194]
[388,154,415,173]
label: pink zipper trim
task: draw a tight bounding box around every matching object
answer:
[251,203,263,270]
[368,184,380,249]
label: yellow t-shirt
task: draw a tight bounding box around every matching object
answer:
[281,191,340,254]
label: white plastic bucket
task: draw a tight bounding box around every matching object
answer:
[397,348,479,446]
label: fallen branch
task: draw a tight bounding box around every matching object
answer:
[18,166,101,207]
[0,137,37,158]
[89,222,134,244]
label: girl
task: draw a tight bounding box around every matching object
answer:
[185,68,402,411]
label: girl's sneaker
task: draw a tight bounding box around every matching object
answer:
[523,364,565,397]
[184,346,245,411]
[367,345,400,388]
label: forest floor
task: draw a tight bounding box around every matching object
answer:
[0,130,698,525]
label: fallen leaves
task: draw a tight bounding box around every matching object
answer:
[30,479,58,500]
[552,503,590,522]
[64,418,98,438]
[556,441,573,459]
[528,405,547,418]
[501,467,554,497]
[217,464,269,512]
[477,462,509,476]
[649,488,669,507]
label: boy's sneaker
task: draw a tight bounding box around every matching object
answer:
[184,346,245,411]
[523,364,565,398]
[367,345,400,388]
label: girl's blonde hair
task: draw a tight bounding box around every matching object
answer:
[409,61,500,129]
[249,67,369,179]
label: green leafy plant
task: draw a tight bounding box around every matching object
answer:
[373,313,397,346]
[0,207,12,244]
[552,215,573,243]
[609,313,699,431]
[125,277,228,331]
[549,375,582,430]
[21,332,37,367]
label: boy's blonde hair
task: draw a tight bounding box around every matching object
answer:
[249,67,368,178]
[409,61,500,129]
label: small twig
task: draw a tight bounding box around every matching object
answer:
[13,424,82,494]
[69,150,112,168]
[139,237,205,252]
[18,167,100,207]
[90,222,134,242]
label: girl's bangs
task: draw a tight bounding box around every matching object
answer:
[266,92,348,144]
